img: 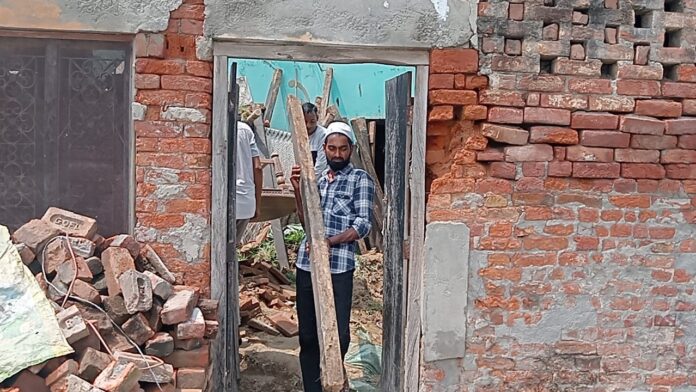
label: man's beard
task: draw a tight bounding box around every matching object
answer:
[328,159,349,172]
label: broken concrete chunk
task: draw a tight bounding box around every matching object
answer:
[56,257,93,284]
[44,359,78,387]
[118,269,153,314]
[102,295,130,325]
[85,257,103,276]
[12,219,61,254]
[93,361,141,392]
[177,308,205,340]
[42,207,98,239]
[78,347,112,382]
[144,270,173,300]
[103,235,141,259]
[121,313,155,346]
[71,280,102,304]
[101,247,135,296]
[140,244,176,284]
[50,374,105,392]
[161,289,198,325]
[113,351,174,384]
[14,243,35,265]
[56,305,90,344]
[68,237,96,258]
[145,332,174,357]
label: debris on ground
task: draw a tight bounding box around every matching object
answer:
[1,207,217,392]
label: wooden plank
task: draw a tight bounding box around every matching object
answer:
[368,121,377,159]
[350,118,385,252]
[264,69,283,123]
[287,95,345,392]
[404,65,428,392]
[319,67,333,121]
[381,72,411,392]
[210,56,239,392]
[213,40,430,65]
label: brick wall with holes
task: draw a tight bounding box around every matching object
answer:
[132,0,213,295]
[424,0,696,387]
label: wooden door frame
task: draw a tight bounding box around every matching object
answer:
[210,40,428,392]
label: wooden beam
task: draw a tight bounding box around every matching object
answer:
[264,69,283,123]
[381,72,411,392]
[368,121,377,159]
[319,67,333,121]
[404,65,428,392]
[287,95,345,392]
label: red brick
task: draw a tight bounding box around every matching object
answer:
[136,90,185,106]
[663,82,696,99]
[570,43,586,60]
[505,144,554,162]
[572,162,620,178]
[615,149,660,163]
[635,100,682,118]
[529,126,578,145]
[462,105,488,120]
[477,148,505,161]
[567,145,614,162]
[548,161,572,177]
[466,75,489,90]
[430,49,478,73]
[568,78,612,94]
[553,58,602,76]
[620,115,665,135]
[135,59,185,75]
[508,3,524,20]
[571,112,619,129]
[541,94,588,110]
[430,177,474,194]
[588,95,634,113]
[662,149,696,163]
[179,19,204,35]
[428,106,454,121]
[490,162,517,179]
[479,90,526,107]
[429,74,454,89]
[481,123,529,145]
[665,118,696,135]
[617,80,661,96]
[616,63,663,80]
[676,64,696,82]
[101,247,136,296]
[524,107,571,125]
[135,74,160,89]
[580,130,630,148]
[505,39,522,55]
[630,135,678,150]
[134,121,182,138]
[171,4,205,19]
[160,75,212,92]
[679,135,696,149]
[429,90,477,105]
[684,100,696,115]
[522,162,546,177]
[523,236,568,251]
[634,45,650,65]
[517,75,565,92]
[186,60,212,78]
[488,107,524,124]
[185,93,212,109]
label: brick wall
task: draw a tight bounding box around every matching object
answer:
[424,0,696,387]
[132,0,213,295]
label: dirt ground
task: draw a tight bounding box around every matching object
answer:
[239,251,384,392]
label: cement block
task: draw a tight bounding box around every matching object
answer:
[423,222,470,362]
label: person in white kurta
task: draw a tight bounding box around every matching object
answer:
[302,102,328,177]
[235,121,263,244]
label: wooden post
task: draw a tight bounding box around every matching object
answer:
[368,121,377,160]
[264,69,283,123]
[319,67,333,120]
[287,95,345,392]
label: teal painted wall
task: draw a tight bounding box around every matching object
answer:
[229,58,415,130]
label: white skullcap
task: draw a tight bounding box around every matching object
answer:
[324,122,356,144]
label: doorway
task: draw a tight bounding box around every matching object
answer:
[210,41,428,392]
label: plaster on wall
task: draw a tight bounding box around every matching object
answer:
[205,0,476,48]
[0,0,182,33]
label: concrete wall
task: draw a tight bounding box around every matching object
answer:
[0,0,181,33]
[205,0,476,48]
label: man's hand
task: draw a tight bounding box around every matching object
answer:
[290,164,301,191]
[306,239,332,254]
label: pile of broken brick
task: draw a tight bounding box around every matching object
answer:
[238,259,299,339]
[2,208,217,392]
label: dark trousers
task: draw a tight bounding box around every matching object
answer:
[296,268,354,392]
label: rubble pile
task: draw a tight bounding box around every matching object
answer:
[238,260,299,338]
[2,208,217,392]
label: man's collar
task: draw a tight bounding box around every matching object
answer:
[322,163,354,180]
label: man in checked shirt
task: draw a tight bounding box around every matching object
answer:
[290,121,375,392]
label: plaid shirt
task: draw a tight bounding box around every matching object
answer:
[296,163,375,274]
